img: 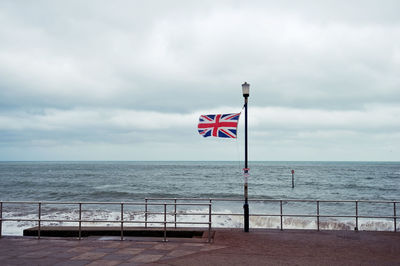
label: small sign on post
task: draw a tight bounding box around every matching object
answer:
[291,169,295,188]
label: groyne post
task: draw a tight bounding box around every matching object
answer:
[291,170,295,188]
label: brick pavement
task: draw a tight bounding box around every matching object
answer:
[1,229,400,265]
[0,235,225,265]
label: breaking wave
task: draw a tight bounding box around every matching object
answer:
[2,208,397,236]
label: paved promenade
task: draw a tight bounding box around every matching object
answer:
[0,229,399,265]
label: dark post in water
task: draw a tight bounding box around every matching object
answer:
[291,169,295,188]
[242,82,250,232]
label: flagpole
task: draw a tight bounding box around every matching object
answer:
[242,82,250,232]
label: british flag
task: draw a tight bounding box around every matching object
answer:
[198,113,241,138]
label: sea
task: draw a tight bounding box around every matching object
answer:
[0,161,399,235]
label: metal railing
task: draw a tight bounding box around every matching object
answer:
[145,198,399,232]
[0,201,212,242]
[1,198,398,241]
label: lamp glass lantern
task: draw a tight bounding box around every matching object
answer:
[242,82,250,97]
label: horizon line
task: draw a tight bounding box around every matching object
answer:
[1,160,399,163]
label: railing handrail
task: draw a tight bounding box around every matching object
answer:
[0,198,398,240]
[2,199,399,204]
[145,198,400,204]
[146,198,398,233]
[0,201,213,242]
[0,201,212,206]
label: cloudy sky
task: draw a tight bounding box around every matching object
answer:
[0,0,399,161]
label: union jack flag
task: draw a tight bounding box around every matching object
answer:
[198,113,240,138]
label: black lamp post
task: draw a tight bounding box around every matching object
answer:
[242,82,250,232]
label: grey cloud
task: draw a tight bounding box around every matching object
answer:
[0,0,399,160]
[1,1,398,111]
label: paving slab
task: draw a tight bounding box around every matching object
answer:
[160,229,400,266]
[0,229,399,265]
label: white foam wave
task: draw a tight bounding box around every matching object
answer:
[1,208,397,236]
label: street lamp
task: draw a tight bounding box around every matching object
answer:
[242,82,249,97]
[242,82,250,232]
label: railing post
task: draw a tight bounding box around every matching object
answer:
[355,201,358,231]
[209,198,213,227]
[38,202,41,239]
[280,200,283,231]
[317,201,320,231]
[208,202,212,243]
[79,203,82,240]
[174,199,177,229]
[0,202,2,238]
[163,203,167,242]
[121,203,124,241]
[145,198,148,228]
[394,202,397,232]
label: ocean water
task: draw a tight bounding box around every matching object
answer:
[0,161,399,235]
